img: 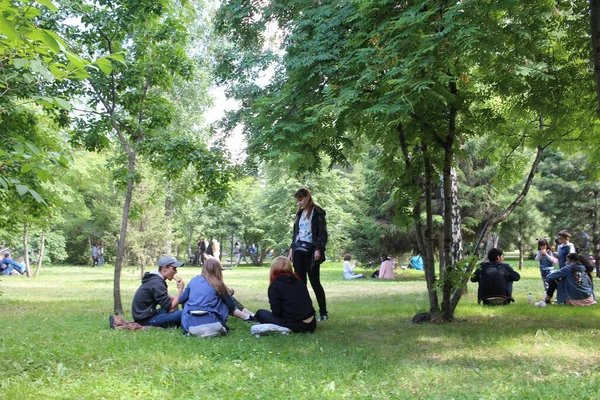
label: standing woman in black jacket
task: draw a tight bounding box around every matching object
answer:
[287,188,329,321]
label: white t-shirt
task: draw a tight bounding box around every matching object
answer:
[343,261,353,274]
[296,210,314,243]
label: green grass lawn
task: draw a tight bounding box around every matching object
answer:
[1,261,599,399]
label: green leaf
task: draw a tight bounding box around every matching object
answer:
[28,189,47,205]
[13,58,29,69]
[40,30,61,53]
[35,168,53,183]
[0,15,20,40]
[24,142,41,156]
[0,177,7,189]
[49,63,68,79]
[21,164,33,173]
[58,155,70,167]
[106,53,126,65]
[44,30,68,49]
[35,0,58,12]
[30,59,54,81]
[16,184,29,195]
[94,58,113,75]
[64,50,86,71]
[53,97,72,110]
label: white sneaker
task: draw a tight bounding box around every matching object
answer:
[250,323,291,337]
[188,322,227,338]
[534,301,547,307]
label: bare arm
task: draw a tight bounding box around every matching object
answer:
[169,276,185,312]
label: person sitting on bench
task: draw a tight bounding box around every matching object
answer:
[471,248,521,305]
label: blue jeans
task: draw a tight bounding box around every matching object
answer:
[144,309,182,328]
[2,265,22,275]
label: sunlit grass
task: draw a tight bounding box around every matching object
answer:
[1,260,599,399]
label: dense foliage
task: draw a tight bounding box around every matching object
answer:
[3,0,600,320]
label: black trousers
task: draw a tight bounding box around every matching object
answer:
[255,309,316,333]
[293,251,327,316]
[545,278,559,299]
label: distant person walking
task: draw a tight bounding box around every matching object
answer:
[206,237,214,258]
[211,238,220,260]
[233,242,241,266]
[288,188,329,322]
[97,241,105,267]
[91,242,99,267]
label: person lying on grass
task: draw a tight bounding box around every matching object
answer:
[131,255,186,328]
[179,257,255,335]
[254,257,317,333]
[536,253,597,307]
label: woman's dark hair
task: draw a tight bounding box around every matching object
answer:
[578,255,595,286]
[344,254,352,261]
[537,238,549,250]
[567,253,580,263]
[294,188,316,219]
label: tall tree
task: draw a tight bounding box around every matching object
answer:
[63,0,233,314]
[216,0,596,321]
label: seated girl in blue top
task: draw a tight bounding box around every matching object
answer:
[179,257,254,334]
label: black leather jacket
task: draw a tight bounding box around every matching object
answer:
[291,205,328,256]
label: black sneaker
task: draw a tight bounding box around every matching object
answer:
[317,314,328,322]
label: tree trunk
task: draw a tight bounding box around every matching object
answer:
[438,235,444,276]
[449,168,463,265]
[397,122,439,315]
[230,234,234,268]
[23,223,31,278]
[486,232,500,254]
[114,151,137,315]
[440,86,460,322]
[423,142,441,316]
[164,181,173,254]
[591,0,600,111]
[593,191,600,277]
[517,227,524,270]
[34,230,46,277]
[188,228,193,260]
[449,145,544,312]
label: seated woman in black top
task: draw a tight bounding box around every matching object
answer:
[255,257,317,333]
